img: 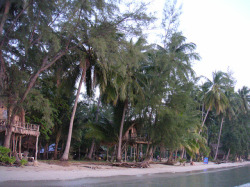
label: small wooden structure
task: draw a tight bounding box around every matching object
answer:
[0,99,40,161]
[123,124,149,145]
[210,143,225,160]
[122,124,150,162]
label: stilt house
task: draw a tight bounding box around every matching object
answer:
[0,98,40,161]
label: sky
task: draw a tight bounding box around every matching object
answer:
[146,0,250,89]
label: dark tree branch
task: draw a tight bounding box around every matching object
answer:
[0,0,10,35]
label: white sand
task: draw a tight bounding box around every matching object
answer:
[0,161,249,182]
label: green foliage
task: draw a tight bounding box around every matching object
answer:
[20,159,28,166]
[0,146,16,165]
[0,0,248,162]
[178,158,186,163]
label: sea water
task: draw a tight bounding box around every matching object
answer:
[1,165,249,187]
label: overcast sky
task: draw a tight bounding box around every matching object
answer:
[146,0,250,89]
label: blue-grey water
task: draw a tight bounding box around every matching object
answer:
[0,165,249,187]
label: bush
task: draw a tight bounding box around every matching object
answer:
[0,146,16,165]
[178,158,186,163]
[20,159,28,166]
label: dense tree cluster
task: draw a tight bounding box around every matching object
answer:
[0,0,249,162]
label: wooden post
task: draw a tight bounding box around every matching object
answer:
[133,146,136,162]
[12,134,15,153]
[136,144,139,161]
[15,136,18,153]
[130,146,132,158]
[125,144,127,162]
[140,144,143,158]
[106,147,109,162]
[35,135,39,161]
[19,135,22,159]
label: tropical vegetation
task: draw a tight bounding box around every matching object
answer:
[0,0,249,164]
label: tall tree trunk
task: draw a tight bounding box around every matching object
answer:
[116,99,128,162]
[174,150,178,161]
[214,117,224,160]
[4,53,67,148]
[53,128,61,160]
[140,144,143,159]
[19,136,22,159]
[38,141,41,159]
[78,145,81,160]
[106,147,109,162]
[125,144,127,162]
[0,50,7,89]
[4,107,17,148]
[226,148,230,161]
[146,141,150,156]
[130,146,133,158]
[168,151,173,162]
[111,144,116,162]
[145,145,154,162]
[43,143,48,160]
[199,106,211,134]
[35,135,39,161]
[136,144,139,161]
[181,148,185,159]
[61,67,86,161]
[87,97,101,159]
[133,146,136,162]
[87,141,95,159]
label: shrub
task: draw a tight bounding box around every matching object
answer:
[20,159,28,166]
[179,158,186,163]
[0,146,16,165]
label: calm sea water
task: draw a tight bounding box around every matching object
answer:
[1,165,249,187]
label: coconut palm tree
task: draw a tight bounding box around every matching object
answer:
[204,71,232,160]
[238,86,250,113]
[61,61,87,160]
[114,38,148,162]
[201,71,229,134]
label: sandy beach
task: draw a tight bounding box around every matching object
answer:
[0,161,249,182]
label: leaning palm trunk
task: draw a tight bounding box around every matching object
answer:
[116,100,128,162]
[214,117,224,160]
[61,68,85,161]
[181,148,185,159]
[87,140,95,159]
[144,145,154,162]
[199,106,211,134]
[226,148,230,161]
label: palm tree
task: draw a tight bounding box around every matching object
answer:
[203,71,231,160]
[201,71,229,135]
[61,62,87,160]
[115,38,147,162]
[238,86,250,113]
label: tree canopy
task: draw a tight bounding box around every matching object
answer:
[0,0,248,162]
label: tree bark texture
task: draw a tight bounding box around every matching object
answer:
[116,100,128,162]
[87,96,101,159]
[226,148,230,161]
[53,128,61,160]
[199,106,211,134]
[3,53,67,148]
[214,117,224,160]
[181,148,185,159]
[61,67,86,161]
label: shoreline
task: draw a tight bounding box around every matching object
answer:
[0,161,249,182]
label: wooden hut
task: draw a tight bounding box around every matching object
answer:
[122,123,150,161]
[0,98,40,161]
